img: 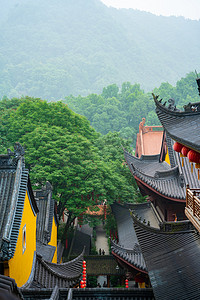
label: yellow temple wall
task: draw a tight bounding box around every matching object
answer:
[48,216,58,263]
[165,148,170,165]
[8,191,37,287]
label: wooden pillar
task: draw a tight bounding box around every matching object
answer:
[107,275,110,287]
[193,191,196,216]
[186,184,189,207]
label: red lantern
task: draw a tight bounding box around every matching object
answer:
[83,260,86,266]
[187,150,200,174]
[181,146,190,157]
[83,270,86,275]
[80,280,84,288]
[125,279,129,288]
[173,142,183,153]
[187,150,200,163]
[180,146,190,166]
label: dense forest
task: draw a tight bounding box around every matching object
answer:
[64,71,200,145]
[0,0,200,100]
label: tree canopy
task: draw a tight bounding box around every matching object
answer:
[64,72,200,145]
[0,97,140,235]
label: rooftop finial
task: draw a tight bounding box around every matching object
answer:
[195,70,200,96]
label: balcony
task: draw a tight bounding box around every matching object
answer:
[185,185,200,232]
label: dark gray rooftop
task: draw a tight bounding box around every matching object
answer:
[36,241,56,262]
[0,143,38,261]
[34,181,56,245]
[124,132,200,200]
[28,250,84,289]
[133,216,200,300]
[0,275,23,299]
[111,203,160,272]
[154,96,200,152]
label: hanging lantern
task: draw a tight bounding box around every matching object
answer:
[173,142,183,153]
[180,146,190,166]
[83,260,86,266]
[187,150,200,174]
[125,279,129,288]
[80,280,84,288]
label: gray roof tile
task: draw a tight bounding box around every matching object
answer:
[111,203,160,272]
[29,250,84,289]
[154,97,200,152]
[133,216,200,300]
[0,144,38,261]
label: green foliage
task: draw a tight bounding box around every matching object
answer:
[0,97,141,232]
[65,72,200,146]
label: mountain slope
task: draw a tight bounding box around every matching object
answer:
[0,0,199,99]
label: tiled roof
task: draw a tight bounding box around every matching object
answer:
[34,182,56,245]
[0,143,38,261]
[57,241,64,263]
[133,215,200,300]
[28,250,84,289]
[0,275,23,299]
[124,132,200,201]
[111,203,160,273]
[36,242,56,262]
[124,149,185,200]
[154,96,200,152]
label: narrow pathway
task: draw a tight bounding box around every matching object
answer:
[95,222,109,255]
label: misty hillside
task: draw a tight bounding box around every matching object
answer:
[0,0,200,100]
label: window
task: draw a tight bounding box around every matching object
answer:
[22,225,26,254]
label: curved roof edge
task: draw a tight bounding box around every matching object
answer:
[131,211,195,235]
[154,95,200,117]
[111,239,147,273]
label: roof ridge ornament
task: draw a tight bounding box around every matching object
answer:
[152,93,179,112]
[7,142,25,167]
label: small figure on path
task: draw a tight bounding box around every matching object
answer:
[97,283,101,288]
[102,249,105,255]
[99,248,101,255]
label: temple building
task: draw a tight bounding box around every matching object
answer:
[153,87,200,231]
[116,78,200,299]
[111,202,161,287]
[0,143,84,290]
[124,116,200,221]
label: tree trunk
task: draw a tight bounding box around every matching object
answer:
[61,211,76,243]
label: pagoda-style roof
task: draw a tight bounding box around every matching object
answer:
[0,143,38,261]
[154,96,200,152]
[132,213,200,300]
[111,202,160,274]
[0,275,23,299]
[124,133,200,202]
[27,250,84,289]
[34,182,58,246]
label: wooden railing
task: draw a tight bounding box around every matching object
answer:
[186,186,200,231]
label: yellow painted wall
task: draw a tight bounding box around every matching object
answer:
[165,147,170,165]
[8,191,37,287]
[48,216,58,263]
